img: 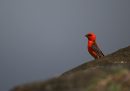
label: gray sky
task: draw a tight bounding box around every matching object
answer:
[0,0,130,91]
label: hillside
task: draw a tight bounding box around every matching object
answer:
[11,45,130,91]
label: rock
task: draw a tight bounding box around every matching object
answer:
[10,46,130,91]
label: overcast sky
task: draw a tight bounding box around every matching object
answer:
[0,0,130,91]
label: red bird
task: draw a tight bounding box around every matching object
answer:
[85,32,104,59]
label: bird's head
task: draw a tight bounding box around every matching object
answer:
[85,32,96,41]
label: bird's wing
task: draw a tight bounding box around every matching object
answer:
[91,43,104,57]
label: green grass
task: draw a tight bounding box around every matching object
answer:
[107,83,122,91]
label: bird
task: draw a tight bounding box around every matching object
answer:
[85,32,104,59]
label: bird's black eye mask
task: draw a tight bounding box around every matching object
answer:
[85,34,92,37]
[88,34,92,36]
[85,34,92,38]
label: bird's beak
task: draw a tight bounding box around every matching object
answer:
[85,34,88,38]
